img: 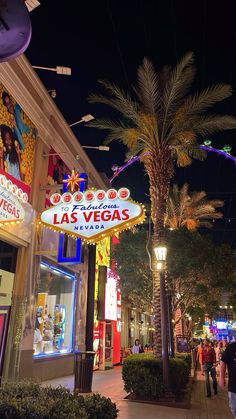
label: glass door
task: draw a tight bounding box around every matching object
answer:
[105,322,113,369]
[0,269,14,380]
[0,307,11,379]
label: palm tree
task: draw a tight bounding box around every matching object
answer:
[166,183,224,231]
[88,52,236,356]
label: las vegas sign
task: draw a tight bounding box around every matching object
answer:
[40,187,145,244]
[0,175,27,224]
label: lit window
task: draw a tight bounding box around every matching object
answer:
[34,263,75,357]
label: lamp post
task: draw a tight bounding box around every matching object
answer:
[32,65,71,75]
[154,245,170,389]
[69,114,95,127]
[82,145,109,151]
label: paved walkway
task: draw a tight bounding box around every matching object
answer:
[43,368,233,418]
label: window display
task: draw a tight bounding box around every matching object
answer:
[34,262,75,357]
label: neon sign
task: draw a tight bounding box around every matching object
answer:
[0,174,27,224]
[40,187,145,244]
[105,268,117,321]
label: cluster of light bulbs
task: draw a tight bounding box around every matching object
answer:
[0,174,28,203]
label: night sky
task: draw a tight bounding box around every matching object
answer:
[26,0,236,246]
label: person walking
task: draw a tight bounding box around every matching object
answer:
[215,341,223,375]
[202,338,217,397]
[132,339,142,354]
[220,341,236,418]
[197,341,204,375]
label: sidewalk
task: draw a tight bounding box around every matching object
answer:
[43,368,233,419]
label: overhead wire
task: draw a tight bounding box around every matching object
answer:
[139,0,150,57]
[106,0,130,90]
[201,0,207,89]
[170,0,178,62]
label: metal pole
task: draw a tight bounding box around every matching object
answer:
[160,270,170,388]
[32,66,56,72]
[69,119,83,127]
[167,292,174,357]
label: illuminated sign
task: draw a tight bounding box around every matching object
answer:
[105,268,117,321]
[40,187,145,244]
[0,174,27,223]
[216,321,228,330]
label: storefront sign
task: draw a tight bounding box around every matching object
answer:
[40,187,145,244]
[105,268,117,321]
[0,174,27,223]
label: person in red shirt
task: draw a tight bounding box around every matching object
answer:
[202,339,217,397]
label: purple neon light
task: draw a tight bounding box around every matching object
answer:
[109,155,140,183]
[109,145,236,183]
[199,145,236,163]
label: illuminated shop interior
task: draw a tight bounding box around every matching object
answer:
[34,262,75,357]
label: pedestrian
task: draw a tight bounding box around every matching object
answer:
[132,339,142,354]
[215,341,223,375]
[197,341,204,375]
[220,341,236,418]
[202,338,217,397]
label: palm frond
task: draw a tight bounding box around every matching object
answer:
[88,80,139,124]
[173,148,192,167]
[190,191,207,205]
[88,118,128,144]
[165,183,224,231]
[183,84,232,117]
[161,52,195,140]
[190,114,236,136]
[135,57,161,114]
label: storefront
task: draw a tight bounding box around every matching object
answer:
[0,54,146,381]
[0,76,37,381]
[93,238,121,370]
[0,54,108,381]
[121,305,153,351]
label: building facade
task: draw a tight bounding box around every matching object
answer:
[0,55,107,381]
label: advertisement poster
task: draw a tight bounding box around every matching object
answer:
[0,84,37,196]
[45,148,70,207]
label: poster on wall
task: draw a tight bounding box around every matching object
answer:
[0,84,37,199]
[45,148,70,207]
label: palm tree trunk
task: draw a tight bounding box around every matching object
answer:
[146,146,174,357]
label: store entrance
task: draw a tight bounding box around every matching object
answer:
[104,322,113,369]
[0,241,18,378]
[0,269,15,377]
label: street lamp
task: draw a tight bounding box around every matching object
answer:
[154,244,170,390]
[81,145,109,151]
[32,65,71,75]
[25,0,41,12]
[69,114,95,127]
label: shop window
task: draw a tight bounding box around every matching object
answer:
[34,262,75,357]
[0,241,17,273]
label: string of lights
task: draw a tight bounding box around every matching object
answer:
[109,140,236,183]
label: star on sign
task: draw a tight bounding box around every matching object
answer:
[63,170,85,192]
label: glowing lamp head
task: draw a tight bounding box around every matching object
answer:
[154,245,167,262]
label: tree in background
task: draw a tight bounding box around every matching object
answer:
[112,229,152,311]
[89,52,236,355]
[166,183,224,230]
[167,229,236,330]
[113,229,236,335]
